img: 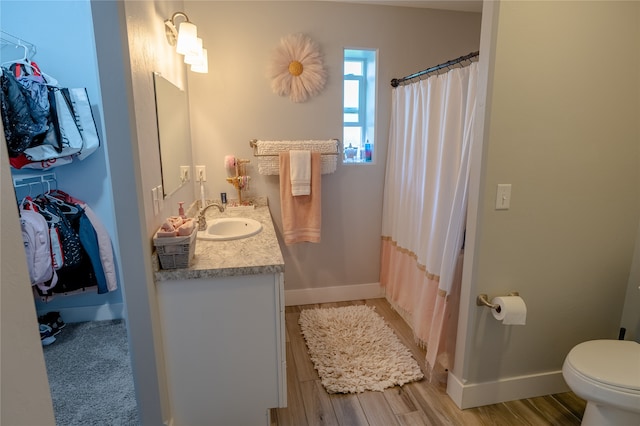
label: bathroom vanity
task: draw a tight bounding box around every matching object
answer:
[154,202,286,426]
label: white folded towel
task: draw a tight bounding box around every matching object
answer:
[290,150,311,196]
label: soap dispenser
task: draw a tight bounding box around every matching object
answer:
[178,202,186,218]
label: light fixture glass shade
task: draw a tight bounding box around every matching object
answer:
[191,48,208,74]
[184,38,204,65]
[176,21,198,55]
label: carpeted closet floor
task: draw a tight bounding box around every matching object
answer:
[42,319,140,425]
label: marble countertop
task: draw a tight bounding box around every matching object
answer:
[154,200,284,281]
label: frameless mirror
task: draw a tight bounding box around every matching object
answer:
[153,72,193,198]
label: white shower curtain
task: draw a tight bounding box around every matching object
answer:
[381,62,478,382]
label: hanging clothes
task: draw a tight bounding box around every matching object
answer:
[11,62,50,130]
[46,189,117,292]
[19,189,117,298]
[19,198,58,293]
[0,66,48,156]
[1,61,100,169]
[30,195,94,294]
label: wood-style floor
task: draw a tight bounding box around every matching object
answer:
[271,298,586,426]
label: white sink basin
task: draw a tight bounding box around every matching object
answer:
[197,217,263,241]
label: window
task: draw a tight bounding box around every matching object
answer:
[343,48,376,163]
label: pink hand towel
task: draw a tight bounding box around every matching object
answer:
[160,220,175,232]
[177,218,195,236]
[279,151,321,245]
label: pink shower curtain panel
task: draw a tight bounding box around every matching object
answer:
[381,62,478,382]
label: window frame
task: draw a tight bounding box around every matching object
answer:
[343,48,377,164]
[343,60,366,129]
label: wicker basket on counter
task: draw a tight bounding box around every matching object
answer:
[153,228,196,270]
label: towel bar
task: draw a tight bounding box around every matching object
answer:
[249,139,341,157]
[250,139,340,175]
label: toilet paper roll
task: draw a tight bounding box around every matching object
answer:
[491,296,527,325]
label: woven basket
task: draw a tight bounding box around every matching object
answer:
[153,228,196,270]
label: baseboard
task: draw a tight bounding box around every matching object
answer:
[446,370,570,409]
[284,282,384,306]
[37,302,125,323]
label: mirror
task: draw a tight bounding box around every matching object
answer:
[153,72,193,198]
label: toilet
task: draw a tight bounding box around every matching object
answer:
[562,339,640,426]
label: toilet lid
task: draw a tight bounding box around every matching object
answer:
[567,340,640,391]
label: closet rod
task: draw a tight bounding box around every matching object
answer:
[390,51,479,88]
[0,30,37,60]
[13,173,57,202]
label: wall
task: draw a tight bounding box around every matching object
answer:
[620,1,640,343]
[93,1,189,423]
[1,0,124,321]
[621,224,640,342]
[121,1,196,240]
[1,138,55,425]
[450,0,640,408]
[185,0,482,295]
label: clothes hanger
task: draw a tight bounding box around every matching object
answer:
[1,42,59,86]
[1,32,35,68]
[43,178,81,216]
[32,195,62,224]
[18,41,28,61]
[44,194,80,215]
[2,42,32,70]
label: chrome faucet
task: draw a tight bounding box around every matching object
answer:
[197,202,225,231]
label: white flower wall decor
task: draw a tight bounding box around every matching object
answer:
[269,33,327,103]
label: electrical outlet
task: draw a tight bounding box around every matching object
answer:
[196,165,206,182]
[180,166,190,183]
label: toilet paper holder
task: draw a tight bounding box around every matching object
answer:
[476,292,519,312]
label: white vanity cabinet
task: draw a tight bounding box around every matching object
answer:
[154,204,286,426]
[157,272,286,426]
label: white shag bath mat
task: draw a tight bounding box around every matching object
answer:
[298,305,424,393]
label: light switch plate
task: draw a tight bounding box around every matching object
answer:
[495,184,512,210]
[180,166,190,183]
[151,187,159,215]
[156,185,164,211]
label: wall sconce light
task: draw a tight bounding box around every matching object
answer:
[190,49,208,73]
[164,11,208,73]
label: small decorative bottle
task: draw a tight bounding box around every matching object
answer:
[365,140,372,162]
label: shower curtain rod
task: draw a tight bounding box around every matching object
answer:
[390,51,479,87]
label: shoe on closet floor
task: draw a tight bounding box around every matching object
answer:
[40,324,56,346]
[38,311,65,336]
